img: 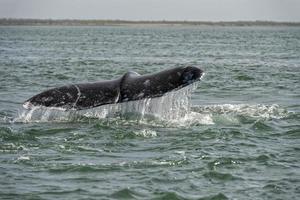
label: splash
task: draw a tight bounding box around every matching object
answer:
[14,85,290,126]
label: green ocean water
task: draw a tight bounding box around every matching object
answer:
[0,26,299,200]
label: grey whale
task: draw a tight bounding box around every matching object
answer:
[24,66,203,110]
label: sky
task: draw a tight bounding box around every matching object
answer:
[0,0,300,22]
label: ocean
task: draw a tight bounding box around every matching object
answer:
[0,25,299,199]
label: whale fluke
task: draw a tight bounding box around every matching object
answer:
[24,66,203,110]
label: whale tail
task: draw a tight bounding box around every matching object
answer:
[24,66,203,110]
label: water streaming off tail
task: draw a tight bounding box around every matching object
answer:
[15,83,199,124]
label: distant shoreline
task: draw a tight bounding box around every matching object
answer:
[0,18,300,27]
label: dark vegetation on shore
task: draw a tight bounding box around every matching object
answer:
[1,18,300,26]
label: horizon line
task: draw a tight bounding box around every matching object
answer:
[1,18,300,26]
[1,18,300,23]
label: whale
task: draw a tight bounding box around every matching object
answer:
[23,66,203,110]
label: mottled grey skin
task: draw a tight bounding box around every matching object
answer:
[24,66,203,110]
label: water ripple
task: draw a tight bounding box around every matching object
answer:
[0,26,299,200]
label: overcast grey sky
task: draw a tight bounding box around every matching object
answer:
[0,0,299,21]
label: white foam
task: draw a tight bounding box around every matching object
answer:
[192,103,289,120]
[17,156,30,161]
[133,129,157,137]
